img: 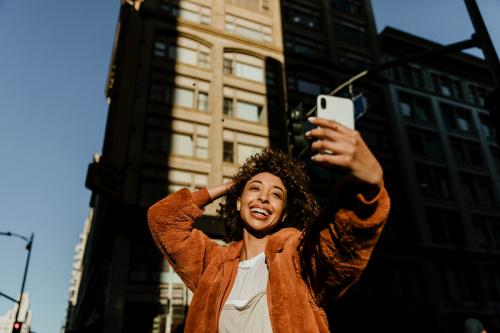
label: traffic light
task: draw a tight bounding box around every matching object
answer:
[12,321,22,333]
[287,103,309,157]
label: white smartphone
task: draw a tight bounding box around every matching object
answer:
[316,95,355,130]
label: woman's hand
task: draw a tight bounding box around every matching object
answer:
[207,181,234,201]
[306,117,383,189]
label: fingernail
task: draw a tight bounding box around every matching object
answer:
[308,117,316,122]
[305,131,311,137]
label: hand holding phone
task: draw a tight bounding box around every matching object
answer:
[316,95,354,130]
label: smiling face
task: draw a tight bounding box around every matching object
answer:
[237,172,288,238]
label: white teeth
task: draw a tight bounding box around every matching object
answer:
[251,208,270,216]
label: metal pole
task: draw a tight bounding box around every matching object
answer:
[14,232,33,323]
[464,0,500,87]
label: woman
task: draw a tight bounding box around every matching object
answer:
[148,117,390,332]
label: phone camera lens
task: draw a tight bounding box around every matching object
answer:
[320,97,326,109]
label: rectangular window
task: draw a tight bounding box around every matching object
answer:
[160,0,211,25]
[223,141,234,163]
[416,164,453,200]
[171,133,194,157]
[223,59,233,75]
[235,62,264,82]
[449,138,484,168]
[398,92,433,124]
[334,19,368,45]
[149,81,170,103]
[407,127,443,159]
[195,136,208,159]
[174,87,194,109]
[223,98,234,116]
[176,46,198,66]
[426,207,464,246]
[332,0,363,17]
[237,144,261,164]
[236,101,263,122]
[198,51,210,68]
[284,2,321,30]
[225,15,272,43]
[197,92,208,112]
[154,41,168,57]
[440,103,474,134]
[460,173,494,206]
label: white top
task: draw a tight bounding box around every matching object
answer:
[219,252,273,333]
[225,251,269,307]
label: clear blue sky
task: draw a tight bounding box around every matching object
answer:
[0,1,498,332]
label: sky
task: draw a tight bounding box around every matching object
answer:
[0,1,498,333]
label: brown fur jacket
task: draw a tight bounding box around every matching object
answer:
[147,180,390,332]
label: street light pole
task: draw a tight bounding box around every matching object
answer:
[0,231,34,324]
[14,232,34,323]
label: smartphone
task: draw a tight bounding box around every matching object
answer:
[316,95,355,130]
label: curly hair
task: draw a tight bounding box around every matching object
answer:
[217,147,320,242]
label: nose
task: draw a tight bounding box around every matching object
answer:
[257,190,270,203]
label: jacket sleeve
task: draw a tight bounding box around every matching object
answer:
[147,188,223,291]
[298,177,390,306]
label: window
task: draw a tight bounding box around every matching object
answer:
[167,169,208,191]
[287,76,330,95]
[223,141,234,163]
[170,76,210,111]
[223,86,266,123]
[360,127,390,153]
[154,40,168,57]
[460,173,495,206]
[223,53,264,82]
[236,101,263,122]
[283,1,321,30]
[223,130,267,165]
[416,164,453,200]
[483,267,500,301]
[334,19,368,45]
[285,35,326,58]
[197,92,208,112]
[441,265,482,301]
[148,76,209,111]
[223,98,233,116]
[426,207,464,246]
[174,87,195,109]
[149,80,171,103]
[225,15,272,43]
[331,0,363,17]
[237,144,261,164]
[227,0,271,13]
[472,214,500,249]
[468,84,488,106]
[407,127,443,159]
[337,49,372,70]
[392,65,425,88]
[169,121,209,159]
[160,0,211,25]
[440,103,474,134]
[223,59,233,75]
[491,146,500,174]
[398,92,433,124]
[479,114,496,142]
[153,36,211,69]
[449,138,484,168]
[430,72,464,100]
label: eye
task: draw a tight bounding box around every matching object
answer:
[272,192,282,199]
[249,185,260,191]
